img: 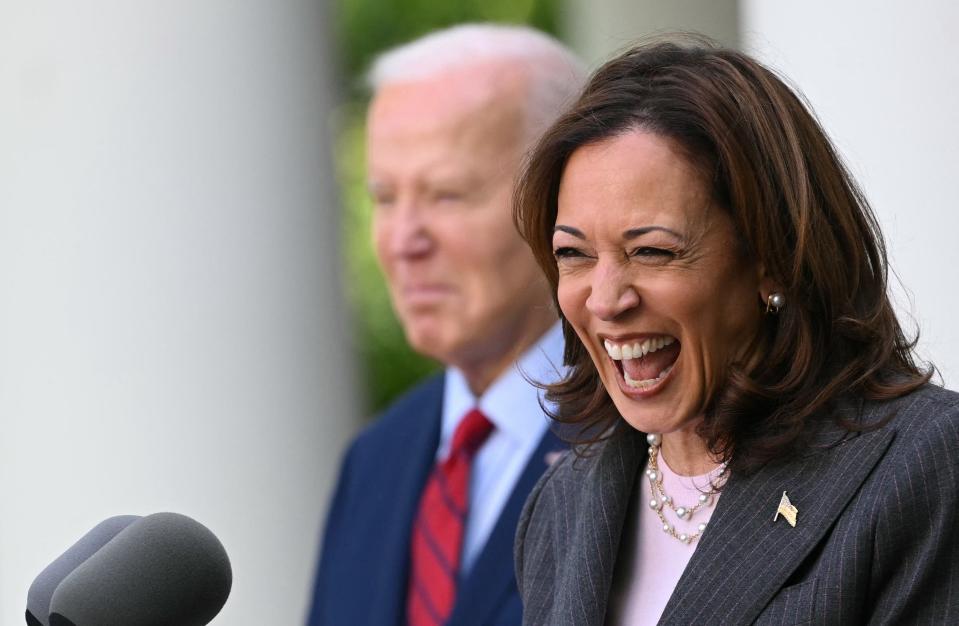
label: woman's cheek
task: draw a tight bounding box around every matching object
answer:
[556,279,576,321]
[555,279,581,336]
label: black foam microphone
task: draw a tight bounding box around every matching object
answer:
[26,515,141,626]
[48,512,232,626]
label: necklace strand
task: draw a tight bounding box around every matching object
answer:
[644,433,724,544]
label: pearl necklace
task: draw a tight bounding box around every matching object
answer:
[644,433,724,545]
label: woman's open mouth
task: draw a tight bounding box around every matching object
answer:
[603,335,681,395]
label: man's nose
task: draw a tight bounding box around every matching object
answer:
[386,201,433,259]
[585,259,640,321]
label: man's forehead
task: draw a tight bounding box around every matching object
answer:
[367,63,528,135]
[365,73,529,188]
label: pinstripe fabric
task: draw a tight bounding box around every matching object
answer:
[514,384,959,625]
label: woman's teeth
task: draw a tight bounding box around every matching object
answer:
[603,336,675,360]
[602,336,677,390]
[623,365,673,389]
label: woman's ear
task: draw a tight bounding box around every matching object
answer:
[757,264,783,308]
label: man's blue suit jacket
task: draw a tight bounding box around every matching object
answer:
[307,373,564,626]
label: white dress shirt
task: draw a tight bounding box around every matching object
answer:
[437,322,565,575]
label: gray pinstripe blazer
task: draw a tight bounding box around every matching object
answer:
[514,384,959,625]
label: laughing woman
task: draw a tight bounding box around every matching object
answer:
[512,38,959,625]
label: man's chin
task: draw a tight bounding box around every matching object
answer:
[403,324,462,364]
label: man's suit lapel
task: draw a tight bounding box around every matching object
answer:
[660,419,896,625]
[371,377,443,626]
[450,429,566,626]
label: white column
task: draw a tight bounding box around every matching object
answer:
[741,1,959,385]
[0,1,357,623]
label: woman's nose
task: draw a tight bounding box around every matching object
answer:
[585,261,640,321]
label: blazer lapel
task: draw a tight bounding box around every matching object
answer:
[372,378,444,626]
[450,429,566,626]
[659,419,896,625]
[552,426,648,625]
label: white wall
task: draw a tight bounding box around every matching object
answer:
[740,1,959,385]
[0,2,356,624]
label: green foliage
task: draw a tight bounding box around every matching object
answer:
[335,0,563,414]
[335,0,561,97]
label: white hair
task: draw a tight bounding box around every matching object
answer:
[368,23,586,142]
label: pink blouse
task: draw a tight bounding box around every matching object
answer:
[606,454,725,625]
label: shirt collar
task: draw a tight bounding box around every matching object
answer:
[439,322,566,456]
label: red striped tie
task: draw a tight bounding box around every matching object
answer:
[407,408,494,626]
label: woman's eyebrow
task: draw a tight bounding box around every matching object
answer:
[554,224,685,241]
[553,225,585,239]
[623,226,683,240]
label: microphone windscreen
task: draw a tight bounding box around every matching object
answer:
[48,512,232,626]
[26,515,141,626]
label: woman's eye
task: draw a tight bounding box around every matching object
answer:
[553,247,584,259]
[631,247,675,259]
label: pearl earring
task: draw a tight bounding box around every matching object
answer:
[766,292,785,314]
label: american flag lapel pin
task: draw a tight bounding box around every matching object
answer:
[774,491,799,527]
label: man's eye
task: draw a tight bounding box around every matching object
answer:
[435,191,463,203]
[371,195,395,208]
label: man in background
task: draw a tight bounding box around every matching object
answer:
[307,24,584,626]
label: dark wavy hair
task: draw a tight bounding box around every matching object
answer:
[513,36,931,475]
